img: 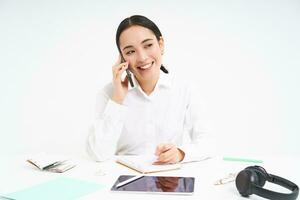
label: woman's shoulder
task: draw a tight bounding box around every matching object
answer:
[96,82,113,99]
[169,72,192,93]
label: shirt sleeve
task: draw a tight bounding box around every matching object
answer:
[178,86,217,163]
[86,87,128,161]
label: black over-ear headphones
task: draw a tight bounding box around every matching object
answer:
[236,166,299,200]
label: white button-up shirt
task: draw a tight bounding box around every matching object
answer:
[87,71,215,162]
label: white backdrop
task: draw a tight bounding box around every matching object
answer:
[1,0,299,157]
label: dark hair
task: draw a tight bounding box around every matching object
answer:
[115,15,168,73]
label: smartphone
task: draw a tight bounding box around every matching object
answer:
[121,56,134,87]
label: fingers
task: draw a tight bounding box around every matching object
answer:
[154,143,180,164]
[155,143,174,156]
[157,149,178,163]
[111,57,129,104]
[112,62,128,81]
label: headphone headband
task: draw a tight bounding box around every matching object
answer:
[236,166,299,200]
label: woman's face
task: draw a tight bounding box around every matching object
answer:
[119,25,164,83]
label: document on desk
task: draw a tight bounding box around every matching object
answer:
[116,155,181,174]
[26,152,76,173]
[3,177,104,200]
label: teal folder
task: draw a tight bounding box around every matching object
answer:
[4,177,104,200]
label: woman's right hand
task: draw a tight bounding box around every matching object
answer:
[111,56,129,104]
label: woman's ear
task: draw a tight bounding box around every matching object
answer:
[159,36,165,54]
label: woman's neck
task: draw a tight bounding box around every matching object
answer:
[138,75,159,96]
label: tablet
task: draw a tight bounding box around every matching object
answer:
[111,175,195,195]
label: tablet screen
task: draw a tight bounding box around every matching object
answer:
[111,175,195,195]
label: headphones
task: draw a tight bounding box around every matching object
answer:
[236,165,299,200]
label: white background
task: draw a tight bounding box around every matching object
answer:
[0,0,299,157]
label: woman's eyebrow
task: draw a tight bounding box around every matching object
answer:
[123,45,133,51]
[122,38,154,51]
[141,38,153,44]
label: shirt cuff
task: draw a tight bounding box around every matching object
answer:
[179,144,213,163]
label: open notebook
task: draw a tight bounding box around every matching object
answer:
[116,155,181,174]
[26,153,76,173]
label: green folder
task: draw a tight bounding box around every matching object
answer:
[4,177,104,200]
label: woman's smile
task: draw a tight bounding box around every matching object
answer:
[137,61,154,70]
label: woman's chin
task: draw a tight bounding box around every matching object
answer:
[134,63,161,81]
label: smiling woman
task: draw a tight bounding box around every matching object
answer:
[116,15,168,96]
[118,25,163,95]
[86,15,215,164]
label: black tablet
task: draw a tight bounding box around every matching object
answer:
[111,175,195,195]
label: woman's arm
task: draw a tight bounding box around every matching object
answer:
[179,86,217,163]
[86,87,128,161]
[87,58,130,161]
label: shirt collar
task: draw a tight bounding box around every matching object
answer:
[157,70,172,89]
[128,70,172,91]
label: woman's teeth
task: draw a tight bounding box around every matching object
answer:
[139,62,153,69]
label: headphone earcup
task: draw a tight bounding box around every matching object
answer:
[245,166,267,187]
[235,169,259,197]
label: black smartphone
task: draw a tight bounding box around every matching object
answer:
[121,56,134,87]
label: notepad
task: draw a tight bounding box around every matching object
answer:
[116,155,181,174]
[26,153,76,173]
[4,177,104,200]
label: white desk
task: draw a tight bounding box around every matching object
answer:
[1,154,299,200]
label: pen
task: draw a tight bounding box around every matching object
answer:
[116,175,144,188]
[42,161,60,170]
[42,160,66,170]
[223,156,263,163]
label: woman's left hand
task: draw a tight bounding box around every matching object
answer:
[153,143,185,164]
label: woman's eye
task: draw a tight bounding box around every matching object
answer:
[126,50,135,55]
[145,43,153,48]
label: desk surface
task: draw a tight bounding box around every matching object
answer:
[1,154,299,200]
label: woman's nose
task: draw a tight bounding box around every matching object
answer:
[136,50,147,62]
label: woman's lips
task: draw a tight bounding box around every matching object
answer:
[138,61,154,70]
